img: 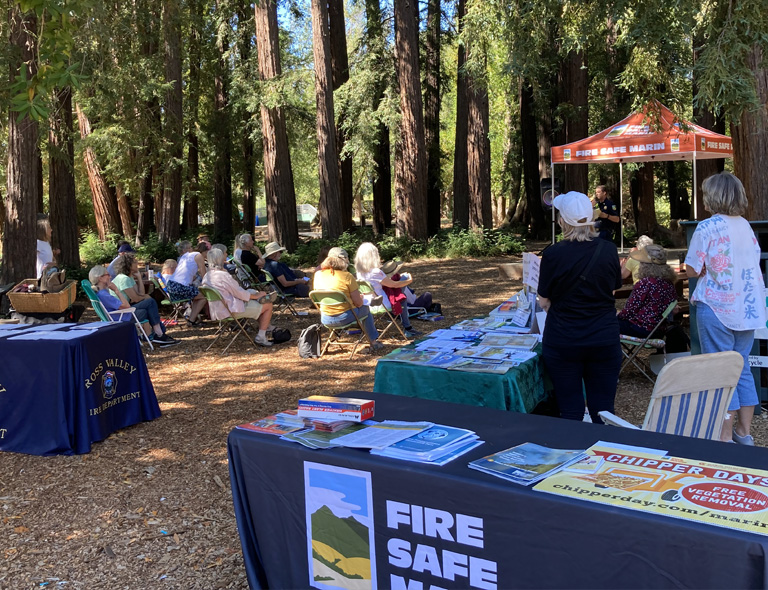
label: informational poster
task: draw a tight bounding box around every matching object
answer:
[522,253,540,291]
[535,445,768,536]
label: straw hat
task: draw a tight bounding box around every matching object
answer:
[264,242,287,257]
[630,244,667,265]
[381,260,405,277]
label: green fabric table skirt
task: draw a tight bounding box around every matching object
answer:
[373,350,549,413]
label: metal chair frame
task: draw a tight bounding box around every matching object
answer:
[309,289,371,358]
[81,280,154,351]
[356,280,408,342]
[198,285,256,354]
[262,269,300,317]
[619,300,679,383]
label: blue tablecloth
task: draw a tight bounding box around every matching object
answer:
[373,347,548,412]
[0,322,160,455]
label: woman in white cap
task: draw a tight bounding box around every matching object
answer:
[313,247,382,352]
[263,241,310,297]
[537,191,623,423]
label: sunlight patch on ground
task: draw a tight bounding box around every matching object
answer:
[159,401,195,411]
[138,448,183,462]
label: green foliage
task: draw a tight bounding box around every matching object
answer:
[280,227,523,268]
[79,230,120,267]
[135,233,181,263]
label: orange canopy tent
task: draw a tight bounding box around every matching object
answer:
[550,102,733,248]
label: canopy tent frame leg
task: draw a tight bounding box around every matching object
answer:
[619,163,624,252]
[693,153,698,219]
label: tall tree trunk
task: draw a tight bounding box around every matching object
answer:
[499,79,522,228]
[35,143,44,214]
[76,105,122,240]
[466,53,491,229]
[452,0,469,229]
[115,184,135,239]
[520,81,547,239]
[311,0,344,239]
[238,2,256,233]
[182,0,202,232]
[3,6,39,284]
[394,0,428,240]
[424,0,441,235]
[137,165,155,242]
[631,162,656,236]
[365,0,391,235]
[328,0,354,230]
[159,0,183,243]
[48,87,80,269]
[254,0,299,250]
[732,46,768,221]
[212,13,233,242]
[562,50,588,194]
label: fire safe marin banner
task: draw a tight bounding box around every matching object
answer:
[536,445,768,536]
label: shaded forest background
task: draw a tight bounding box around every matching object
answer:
[1,0,767,283]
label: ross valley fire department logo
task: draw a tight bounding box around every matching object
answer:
[102,370,118,400]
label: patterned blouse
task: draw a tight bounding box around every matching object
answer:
[618,277,677,332]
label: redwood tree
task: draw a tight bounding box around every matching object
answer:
[48,87,80,268]
[3,6,39,283]
[452,0,469,229]
[466,57,492,230]
[393,0,428,240]
[254,0,299,250]
[213,8,233,242]
[310,0,344,239]
[159,0,184,243]
[424,0,441,235]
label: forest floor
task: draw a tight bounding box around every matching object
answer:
[2,255,767,589]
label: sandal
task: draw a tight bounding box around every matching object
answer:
[185,317,203,327]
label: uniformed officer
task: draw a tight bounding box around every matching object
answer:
[593,185,620,241]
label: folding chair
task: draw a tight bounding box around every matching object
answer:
[599,351,742,440]
[230,257,268,290]
[151,276,191,324]
[357,280,407,342]
[81,280,154,351]
[309,289,371,358]
[262,269,300,317]
[619,300,679,383]
[198,286,256,354]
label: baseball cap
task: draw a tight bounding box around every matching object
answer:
[552,191,595,227]
[118,243,136,253]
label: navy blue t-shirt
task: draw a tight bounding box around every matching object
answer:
[596,198,619,236]
[538,239,622,348]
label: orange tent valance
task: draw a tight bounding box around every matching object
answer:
[551,102,732,165]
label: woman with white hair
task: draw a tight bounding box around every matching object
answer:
[234,233,265,278]
[314,247,382,352]
[354,242,420,338]
[168,240,208,326]
[685,172,765,445]
[88,265,179,347]
[201,249,275,346]
[621,234,653,283]
[537,191,623,423]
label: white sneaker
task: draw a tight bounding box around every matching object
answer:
[254,334,272,347]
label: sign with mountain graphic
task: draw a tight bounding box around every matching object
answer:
[304,462,376,589]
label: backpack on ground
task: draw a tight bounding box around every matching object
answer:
[270,327,291,344]
[297,323,322,358]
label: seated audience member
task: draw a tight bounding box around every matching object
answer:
[88,265,179,347]
[197,234,212,251]
[168,240,208,325]
[354,242,420,338]
[313,247,382,352]
[621,235,653,284]
[36,215,59,279]
[263,242,310,297]
[161,259,177,284]
[617,245,680,340]
[236,234,265,278]
[202,249,274,347]
[108,242,136,279]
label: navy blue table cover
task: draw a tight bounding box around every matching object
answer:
[228,392,768,590]
[0,323,160,455]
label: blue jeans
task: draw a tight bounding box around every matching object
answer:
[321,306,379,342]
[542,343,622,423]
[133,298,164,333]
[696,302,757,411]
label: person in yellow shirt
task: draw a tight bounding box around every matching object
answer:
[313,247,382,352]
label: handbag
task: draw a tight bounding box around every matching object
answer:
[40,268,67,294]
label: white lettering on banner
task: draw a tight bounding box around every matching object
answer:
[628,142,665,153]
[385,501,497,589]
[0,382,6,394]
[390,575,446,590]
[599,146,626,156]
[575,149,599,157]
[0,428,6,439]
[707,141,731,150]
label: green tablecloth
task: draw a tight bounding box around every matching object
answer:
[373,349,548,413]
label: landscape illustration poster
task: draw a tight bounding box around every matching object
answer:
[304,462,376,590]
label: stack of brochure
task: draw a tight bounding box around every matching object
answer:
[279,420,434,450]
[371,425,484,466]
[468,442,587,485]
[236,410,308,436]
